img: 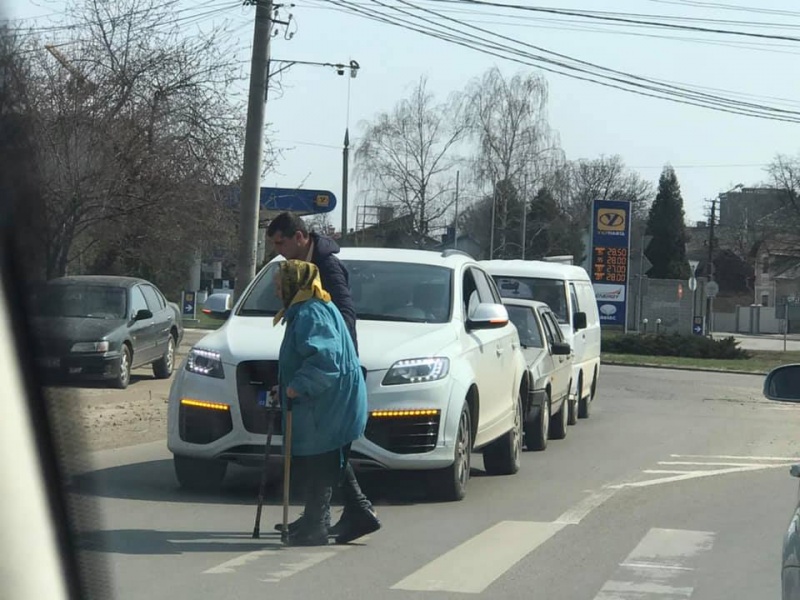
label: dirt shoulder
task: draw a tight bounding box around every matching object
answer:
[45,329,209,453]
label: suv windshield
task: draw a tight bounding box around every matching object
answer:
[238,260,453,323]
[32,284,128,319]
[492,276,569,324]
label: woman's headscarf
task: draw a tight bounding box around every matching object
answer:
[273,259,332,325]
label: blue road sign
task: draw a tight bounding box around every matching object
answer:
[218,186,336,215]
[693,316,703,335]
[182,291,196,318]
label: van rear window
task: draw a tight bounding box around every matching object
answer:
[493,276,569,324]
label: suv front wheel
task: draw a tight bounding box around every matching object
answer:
[428,404,472,502]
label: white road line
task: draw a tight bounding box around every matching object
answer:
[391,521,566,594]
[643,470,693,475]
[610,465,765,489]
[555,487,618,525]
[259,551,339,583]
[204,550,274,574]
[659,460,794,467]
[203,537,366,579]
[592,528,714,600]
[671,453,800,461]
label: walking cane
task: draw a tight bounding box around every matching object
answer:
[252,390,278,539]
[281,397,294,544]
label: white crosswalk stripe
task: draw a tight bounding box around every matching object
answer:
[592,528,715,600]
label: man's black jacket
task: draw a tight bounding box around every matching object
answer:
[310,232,358,353]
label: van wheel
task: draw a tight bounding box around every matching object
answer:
[590,369,598,400]
[428,404,471,501]
[484,391,523,475]
[525,390,549,451]
[578,395,591,419]
[549,392,569,440]
[174,455,228,491]
[567,386,579,426]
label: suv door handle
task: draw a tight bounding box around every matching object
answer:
[496,345,504,357]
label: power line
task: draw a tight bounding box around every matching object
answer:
[328,0,800,122]
[645,0,800,19]
[423,0,800,43]
[390,0,800,115]
[299,0,800,61]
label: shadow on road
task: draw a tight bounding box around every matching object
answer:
[68,459,489,507]
[78,529,286,555]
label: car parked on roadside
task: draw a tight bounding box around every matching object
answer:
[30,276,183,389]
[504,299,574,452]
[762,364,800,600]
[168,248,530,501]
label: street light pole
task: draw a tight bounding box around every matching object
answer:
[342,128,350,239]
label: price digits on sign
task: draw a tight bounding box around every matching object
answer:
[593,246,628,283]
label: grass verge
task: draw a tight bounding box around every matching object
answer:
[602,350,800,375]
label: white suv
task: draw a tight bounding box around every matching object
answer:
[167,248,529,501]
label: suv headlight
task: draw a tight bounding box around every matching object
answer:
[383,357,450,385]
[186,348,225,379]
[71,341,110,353]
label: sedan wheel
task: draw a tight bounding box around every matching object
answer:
[112,345,131,390]
[525,391,549,451]
[484,391,523,476]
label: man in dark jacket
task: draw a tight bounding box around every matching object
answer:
[267,212,377,541]
[267,213,358,353]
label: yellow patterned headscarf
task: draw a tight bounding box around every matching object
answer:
[273,260,332,325]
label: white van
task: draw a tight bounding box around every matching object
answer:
[481,260,602,423]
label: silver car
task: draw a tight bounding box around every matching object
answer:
[503,299,574,452]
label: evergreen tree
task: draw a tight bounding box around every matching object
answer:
[645,166,691,279]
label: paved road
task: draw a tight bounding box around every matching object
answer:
[721,333,800,352]
[68,366,800,600]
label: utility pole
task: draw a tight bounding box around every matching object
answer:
[489,183,497,260]
[234,0,274,302]
[706,198,717,335]
[454,170,460,250]
[342,128,349,240]
[521,173,528,260]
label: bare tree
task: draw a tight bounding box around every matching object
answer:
[548,155,653,227]
[465,67,560,258]
[356,76,468,244]
[7,0,270,293]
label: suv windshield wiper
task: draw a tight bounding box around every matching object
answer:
[357,313,423,323]
[237,308,278,317]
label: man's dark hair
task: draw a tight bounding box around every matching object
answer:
[267,212,308,238]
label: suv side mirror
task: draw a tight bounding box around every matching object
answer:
[551,341,571,356]
[202,293,233,321]
[573,311,587,331]
[763,364,800,402]
[134,309,153,321]
[467,303,509,331]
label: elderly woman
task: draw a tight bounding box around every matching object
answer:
[274,259,380,546]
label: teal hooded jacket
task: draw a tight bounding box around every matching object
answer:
[278,297,367,456]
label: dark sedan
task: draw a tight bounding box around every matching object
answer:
[31,276,184,389]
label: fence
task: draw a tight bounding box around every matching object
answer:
[627,276,709,335]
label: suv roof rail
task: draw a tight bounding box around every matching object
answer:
[441,248,474,260]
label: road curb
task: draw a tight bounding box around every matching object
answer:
[601,360,766,376]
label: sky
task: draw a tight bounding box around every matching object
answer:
[6,0,800,232]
